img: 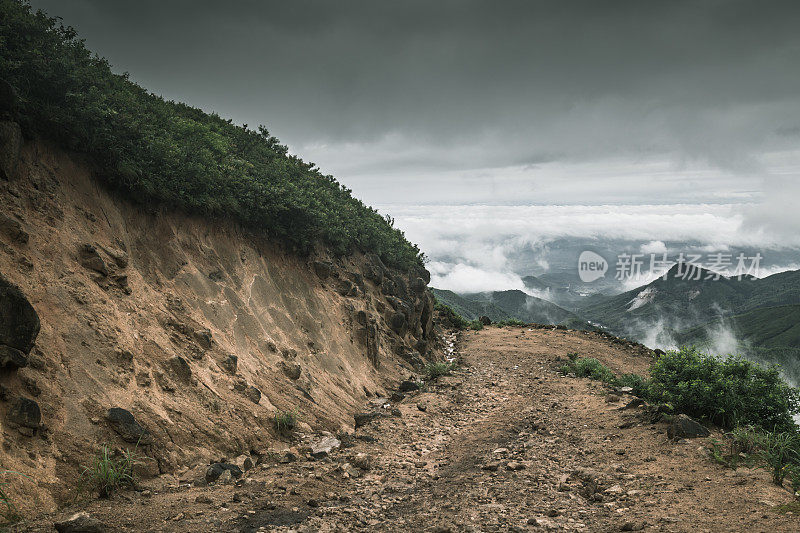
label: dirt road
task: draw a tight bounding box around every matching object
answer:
[20,327,800,532]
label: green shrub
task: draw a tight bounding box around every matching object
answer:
[80,445,139,498]
[468,320,484,331]
[274,409,299,433]
[560,354,618,384]
[754,429,800,486]
[424,361,457,381]
[647,347,800,431]
[495,318,526,327]
[0,0,422,270]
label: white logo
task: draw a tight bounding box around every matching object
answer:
[578,251,608,282]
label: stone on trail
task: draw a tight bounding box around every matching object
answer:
[54,512,106,533]
[311,435,341,458]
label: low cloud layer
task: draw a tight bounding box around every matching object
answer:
[383,203,800,292]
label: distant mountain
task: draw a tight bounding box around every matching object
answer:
[430,288,513,322]
[432,288,586,327]
[677,304,800,352]
[579,263,800,349]
[675,304,800,383]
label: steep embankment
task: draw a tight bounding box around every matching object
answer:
[0,134,437,518]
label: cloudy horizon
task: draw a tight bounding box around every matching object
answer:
[30,0,800,293]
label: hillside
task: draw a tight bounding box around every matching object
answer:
[430,288,513,322]
[0,135,439,519]
[0,1,443,520]
[675,304,800,379]
[0,0,420,269]
[579,263,800,344]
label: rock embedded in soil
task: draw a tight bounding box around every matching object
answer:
[106,407,152,444]
[0,344,28,369]
[78,243,109,276]
[399,380,420,392]
[0,213,28,244]
[7,396,40,433]
[167,356,192,383]
[205,462,243,484]
[245,385,261,404]
[0,273,40,353]
[667,414,710,440]
[54,511,106,533]
[280,361,302,380]
[311,436,341,458]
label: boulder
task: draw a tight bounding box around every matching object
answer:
[354,411,381,428]
[193,329,212,349]
[7,396,40,430]
[667,414,710,440]
[310,260,333,279]
[0,213,28,244]
[78,244,109,276]
[0,344,27,370]
[220,354,238,374]
[280,361,302,380]
[167,356,192,383]
[0,274,40,353]
[0,121,22,180]
[310,436,341,458]
[399,380,420,392]
[245,385,261,404]
[54,512,106,533]
[410,277,427,294]
[205,462,243,484]
[390,312,406,333]
[106,407,152,444]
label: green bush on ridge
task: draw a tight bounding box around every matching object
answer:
[0,0,422,270]
[560,347,800,433]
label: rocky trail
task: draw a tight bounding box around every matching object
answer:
[19,327,799,532]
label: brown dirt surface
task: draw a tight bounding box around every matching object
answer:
[16,327,800,532]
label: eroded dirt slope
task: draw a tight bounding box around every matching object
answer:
[20,327,799,532]
[0,136,437,518]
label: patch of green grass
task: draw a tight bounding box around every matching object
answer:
[274,409,299,433]
[80,445,139,498]
[468,320,484,331]
[423,361,457,381]
[774,500,800,514]
[648,347,800,432]
[559,353,618,384]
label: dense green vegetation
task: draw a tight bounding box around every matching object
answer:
[0,0,422,269]
[561,347,800,432]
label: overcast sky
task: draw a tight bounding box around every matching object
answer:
[30,0,800,289]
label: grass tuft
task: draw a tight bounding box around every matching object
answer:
[80,445,139,498]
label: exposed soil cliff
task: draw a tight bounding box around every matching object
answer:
[0,127,438,518]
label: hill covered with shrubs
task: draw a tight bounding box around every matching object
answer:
[0,0,422,269]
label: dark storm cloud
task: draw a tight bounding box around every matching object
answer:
[24,0,800,292]
[29,1,800,162]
